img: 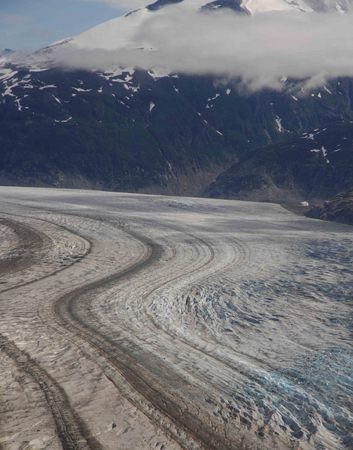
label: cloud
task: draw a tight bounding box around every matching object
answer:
[50,6,353,91]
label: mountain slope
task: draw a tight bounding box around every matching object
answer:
[206,122,353,202]
[1,0,353,194]
[2,62,353,193]
[307,189,353,225]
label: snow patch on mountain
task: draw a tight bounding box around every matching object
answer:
[242,0,312,14]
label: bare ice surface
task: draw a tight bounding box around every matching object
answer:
[0,186,352,450]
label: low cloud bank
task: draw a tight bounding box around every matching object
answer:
[53,6,353,90]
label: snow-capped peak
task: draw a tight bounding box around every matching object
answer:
[1,0,352,75]
[41,0,352,54]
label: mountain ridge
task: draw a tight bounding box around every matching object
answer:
[0,0,353,203]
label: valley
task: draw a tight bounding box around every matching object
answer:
[1,1,353,448]
[0,187,352,450]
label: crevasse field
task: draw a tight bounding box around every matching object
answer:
[0,187,352,450]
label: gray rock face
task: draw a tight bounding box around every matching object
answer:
[202,0,249,14]
[308,190,353,225]
[147,0,184,11]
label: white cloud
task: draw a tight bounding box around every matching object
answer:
[51,6,353,90]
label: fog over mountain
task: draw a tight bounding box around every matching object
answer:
[23,0,352,90]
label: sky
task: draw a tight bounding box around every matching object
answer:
[0,0,148,50]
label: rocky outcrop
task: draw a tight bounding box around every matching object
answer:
[307,190,353,226]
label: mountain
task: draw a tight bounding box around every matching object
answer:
[2,64,353,193]
[205,122,353,202]
[24,0,353,61]
[307,189,353,225]
[1,0,353,195]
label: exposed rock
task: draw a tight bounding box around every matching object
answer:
[307,190,353,226]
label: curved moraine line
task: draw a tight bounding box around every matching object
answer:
[69,220,268,449]
[52,226,210,449]
[0,217,48,283]
[1,193,352,450]
[0,216,100,450]
[0,212,90,293]
[24,212,196,449]
[50,217,263,449]
[52,212,353,450]
[0,210,187,450]
[0,334,101,450]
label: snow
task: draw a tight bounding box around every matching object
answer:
[0,69,18,83]
[29,67,48,73]
[310,146,330,163]
[275,115,285,133]
[207,93,220,102]
[241,0,312,14]
[1,77,20,98]
[0,187,352,450]
[41,0,316,60]
[52,95,62,104]
[20,0,348,84]
[39,85,57,90]
[148,68,171,80]
[54,116,73,123]
[321,145,330,163]
[14,98,23,111]
[100,71,123,81]
[123,83,140,93]
[69,8,151,51]
[206,93,221,109]
[72,87,92,93]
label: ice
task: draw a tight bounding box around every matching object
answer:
[0,187,352,449]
